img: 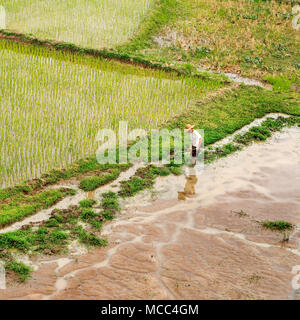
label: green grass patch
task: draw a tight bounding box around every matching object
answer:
[118,0,190,52]
[167,166,183,175]
[119,176,152,197]
[167,85,300,146]
[79,169,120,191]
[204,143,241,163]
[0,188,76,228]
[234,116,300,147]
[262,75,298,92]
[80,208,99,221]
[118,164,179,197]
[0,198,112,282]
[132,0,300,81]
[71,226,107,247]
[101,192,120,212]
[5,261,31,282]
[0,160,130,232]
[262,220,293,231]
[234,126,271,145]
[205,115,300,163]
[78,199,97,208]
[41,159,129,187]
[0,158,128,203]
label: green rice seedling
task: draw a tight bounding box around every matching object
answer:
[261,117,286,132]
[0,0,153,48]
[45,219,60,228]
[118,164,184,197]
[234,126,272,145]
[97,191,120,222]
[155,167,171,176]
[248,126,272,140]
[48,229,69,244]
[0,40,222,188]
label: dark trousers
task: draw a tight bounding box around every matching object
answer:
[192,146,198,157]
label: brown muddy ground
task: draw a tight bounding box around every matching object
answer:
[0,127,300,300]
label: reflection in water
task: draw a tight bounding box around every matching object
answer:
[87,191,95,200]
[178,175,198,200]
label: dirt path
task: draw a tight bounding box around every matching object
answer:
[0,127,300,300]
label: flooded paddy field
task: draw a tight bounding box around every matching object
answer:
[0,127,299,300]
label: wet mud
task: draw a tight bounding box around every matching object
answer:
[0,127,300,300]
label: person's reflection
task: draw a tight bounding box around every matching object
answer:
[87,191,95,200]
[178,175,198,200]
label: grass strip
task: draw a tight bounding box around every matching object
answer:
[0,157,128,202]
[204,115,300,163]
[0,188,76,228]
[0,33,229,82]
[79,169,121,192]
[118,164,181,197]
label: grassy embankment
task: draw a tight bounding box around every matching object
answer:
[120,0,300,86]
[166,84,300,156]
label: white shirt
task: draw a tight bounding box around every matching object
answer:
[190,130,202,147]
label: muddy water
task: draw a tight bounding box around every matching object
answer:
[1,127,300,300]
[154,127,300,208]
[0,162,143,234]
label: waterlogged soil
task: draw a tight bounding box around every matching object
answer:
[0,128,300,300]
[0,163,141,234]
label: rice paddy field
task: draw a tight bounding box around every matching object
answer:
[0,0,153,48]
[0,0,298,190]
[0,39,223,188]
[1,0,300,293]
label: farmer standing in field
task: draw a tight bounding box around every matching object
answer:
[185,124,202,165]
